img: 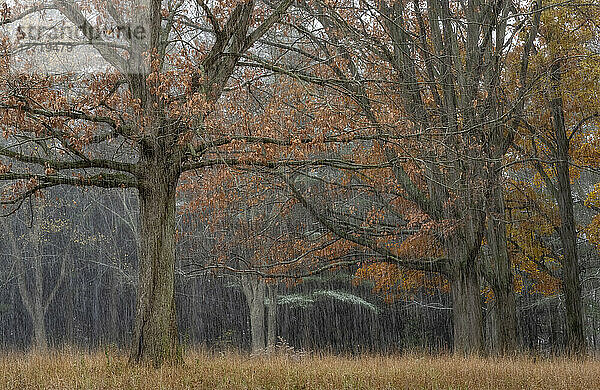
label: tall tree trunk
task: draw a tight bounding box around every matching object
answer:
[485,184,518,355]
[450,259,483,355]
[549,62,586,355]
[130,156,181,366]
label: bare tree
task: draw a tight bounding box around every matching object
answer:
[242,0,544,354]
[6,202,70,350]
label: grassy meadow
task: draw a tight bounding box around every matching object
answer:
[0,349,598,389]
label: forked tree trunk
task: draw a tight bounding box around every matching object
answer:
[450,259,483,355]
[8,210,66,352]
[130,157,181,366]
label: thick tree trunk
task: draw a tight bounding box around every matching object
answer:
[550,62,586,355]
[491,282,517,354]
[250,297,266,353]
[450,260,483,355]
[130,158,181,366]
[485,184,518,355]
[241,276,267,353]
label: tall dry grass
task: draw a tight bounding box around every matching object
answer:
[0,348,598,389]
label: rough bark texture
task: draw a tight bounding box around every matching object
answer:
[249,297,266,353]
[241,276,267,353]
[550,62,586,355]
[130,150,181,366]
[450,259,483,355]
[485,298,498,353]
[485,184,518,354]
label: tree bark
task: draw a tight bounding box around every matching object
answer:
[549,61,586,355]
[241,276,267,353]
[130,154,181,366]
[249,296,266,353]
[450,258,483,355]
[484,184,518,355]
[485,298,498,353]
[32,301,48,351]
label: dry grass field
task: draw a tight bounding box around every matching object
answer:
[0,349,598,389]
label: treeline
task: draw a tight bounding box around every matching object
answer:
[0,187,598,356]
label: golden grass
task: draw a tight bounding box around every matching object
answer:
[0,349,598,389]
